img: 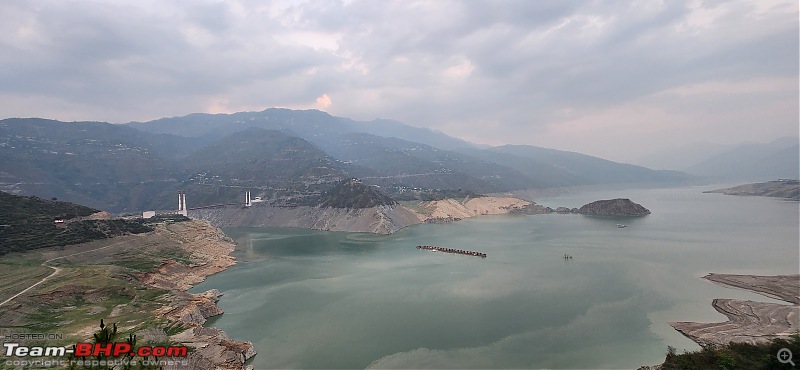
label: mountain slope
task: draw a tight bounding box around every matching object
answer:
[685,138,799,181]
[130,108,694,189]
[486,145,694,186]
[2,111,699,214]
[0,191,152,255]
[129,108,473,151]
[315,133,531,194]
[153,128,350,209]
[345,118,476,150]
[0,118,196,212]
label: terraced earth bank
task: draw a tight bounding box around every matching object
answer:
[670,274,800,346]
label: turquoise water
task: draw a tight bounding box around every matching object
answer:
[193,186,799,369]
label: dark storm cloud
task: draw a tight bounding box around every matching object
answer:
[0,0,796,160]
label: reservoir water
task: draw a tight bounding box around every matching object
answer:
[193,186,799,369]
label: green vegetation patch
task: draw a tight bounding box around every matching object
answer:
[20,265,169,336]
[0,219,153,255]
[0,190,159,255]
[315,179,397,208]
[0,191,98,225]
[0,261,51,303]
[661,335,800,370]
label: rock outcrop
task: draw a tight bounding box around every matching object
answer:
[138,221,256,369]
[670,274,800,347]
[576,198,651,216]
[190,204,422,234]
[171,327,257,370]
[705,180,800,200]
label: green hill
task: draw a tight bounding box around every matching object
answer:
[144,128,353,208]
[0,118,199,212]
[0,191,152,255]
[318,179,396,208]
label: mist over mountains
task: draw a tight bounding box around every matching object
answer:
[6,108,785,214]
[683,139,799,181]
[636,137,799,181]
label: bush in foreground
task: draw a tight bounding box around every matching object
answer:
[661,335,800,370]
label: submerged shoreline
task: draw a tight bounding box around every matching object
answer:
[140,221,257,369]
[670,274,800,347]
[189,196,538,234]
[189,195,649,235]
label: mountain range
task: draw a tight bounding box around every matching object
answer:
[636,137,799,181]
[0,108,718,213]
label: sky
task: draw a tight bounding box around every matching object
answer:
[0,0,797,162]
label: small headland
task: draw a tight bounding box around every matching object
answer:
[670,273,799,346]
[705,180,800,201]
[639,274,799,369]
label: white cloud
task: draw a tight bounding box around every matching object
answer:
[315,93,332,108]
[0,0,796,160]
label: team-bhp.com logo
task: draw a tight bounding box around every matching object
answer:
[4,342,189,368]
[4,342,188,357]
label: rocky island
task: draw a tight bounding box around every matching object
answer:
[575,198,651,216]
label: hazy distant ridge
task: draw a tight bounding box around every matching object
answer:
[1,109,696,213]
[638,137,799,181]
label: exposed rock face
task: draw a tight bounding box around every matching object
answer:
[416,197,533,219]
[190,204,422,234]
[190,196,539,234]
[576,198,651,216]
[171,327,258,370]
[159,290,225,326]
[669,274,800,347]
[506,203,554,215]
[138,221,256,369]
[672,299,798,346]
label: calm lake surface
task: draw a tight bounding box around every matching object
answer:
[193,185,799,369]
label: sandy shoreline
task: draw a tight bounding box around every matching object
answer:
[670,273,800,347]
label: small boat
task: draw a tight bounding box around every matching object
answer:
[617,224,627,228]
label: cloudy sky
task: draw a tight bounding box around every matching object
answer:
[1,0,797,162]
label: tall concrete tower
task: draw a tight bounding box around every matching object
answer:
[178,191,188,217]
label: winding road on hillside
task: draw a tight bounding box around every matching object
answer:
[0,239,131,307]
